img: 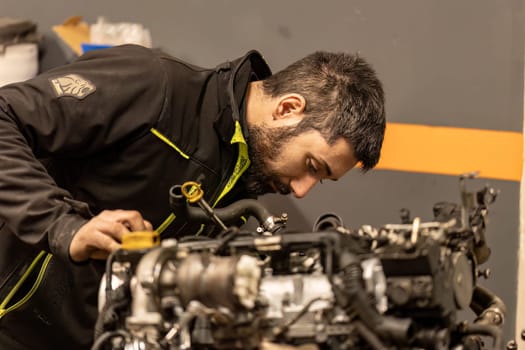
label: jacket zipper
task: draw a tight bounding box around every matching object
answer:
[0,251,53,319]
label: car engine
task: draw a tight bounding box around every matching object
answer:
[92,174,509,350]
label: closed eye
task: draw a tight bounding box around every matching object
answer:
[307,158,318,174]
[307,158,323,184]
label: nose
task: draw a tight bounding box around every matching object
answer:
[290,175,318,198]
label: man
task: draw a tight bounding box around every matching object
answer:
[0,44,385,349]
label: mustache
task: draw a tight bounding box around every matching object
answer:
[243,169,292,196]
[273,180,291,195]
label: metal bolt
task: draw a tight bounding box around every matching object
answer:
[477,268,491,279]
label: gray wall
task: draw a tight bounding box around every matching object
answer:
[4,0,523,342]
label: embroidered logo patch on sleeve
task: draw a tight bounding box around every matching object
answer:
[49,74,96,99]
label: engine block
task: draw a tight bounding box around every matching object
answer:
[92,175,507,350]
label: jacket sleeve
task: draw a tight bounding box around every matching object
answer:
[0,44,167,262]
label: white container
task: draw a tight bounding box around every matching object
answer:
[0,43,38,87]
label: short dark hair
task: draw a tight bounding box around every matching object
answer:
[262,51,386,170]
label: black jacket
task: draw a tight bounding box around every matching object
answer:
[0,44,271,349]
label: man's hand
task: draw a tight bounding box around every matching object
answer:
[69,209,153,262]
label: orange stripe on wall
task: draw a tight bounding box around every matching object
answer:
[376,123,523,182]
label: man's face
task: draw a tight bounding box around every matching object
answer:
[244,125,358,198]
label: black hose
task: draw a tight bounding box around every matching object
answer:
[313,213,344,232]
[470,285,506,324]
[340,258,413,344]
[93,287,129,340]
[354,320,389,350]
[462,323,503,350]
[215,226,241,254]
[468,285,506,350]
[93,250,119,340]
[189,199,275,228]
[91,330,128,350]
[170,185,276,230]
[94,249,130,340]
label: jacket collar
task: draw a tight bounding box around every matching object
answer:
[228,50,272,123]
[214,50,272,144]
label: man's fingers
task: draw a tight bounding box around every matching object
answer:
[93,219,131,242]
[144,220,153,231]
[98,210,152,231]
[88,232,121,259]
[69,209,154,262]
[70,225,123,262]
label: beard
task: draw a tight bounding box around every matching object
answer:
[242,125,294,196]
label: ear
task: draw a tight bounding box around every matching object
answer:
[272,93,306,124]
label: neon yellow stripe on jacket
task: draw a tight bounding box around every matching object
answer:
[150,128,190,159]
[213,120,251,206]
[0,251,53,319]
